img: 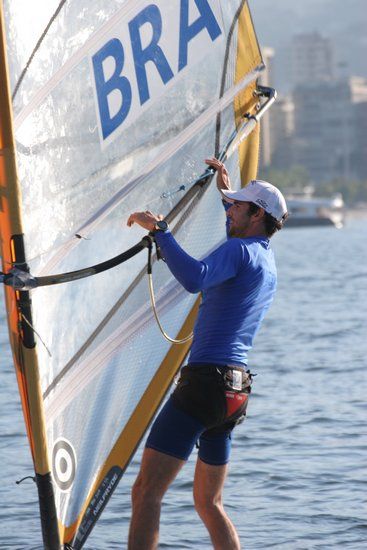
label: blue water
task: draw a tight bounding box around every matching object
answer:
[1,216,366,549]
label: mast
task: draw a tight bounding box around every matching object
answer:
[0,4,60,548]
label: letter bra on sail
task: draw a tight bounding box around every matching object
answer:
[91,0,223,142]
[0,1,268,547]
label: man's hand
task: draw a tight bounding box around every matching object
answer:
[205,157,231,192]
[127,211,163,232]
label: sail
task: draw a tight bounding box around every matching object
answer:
[0,1,265,548]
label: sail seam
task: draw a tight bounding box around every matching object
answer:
[12,0,67,100]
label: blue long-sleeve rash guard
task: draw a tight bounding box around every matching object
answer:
[154,207,277,368]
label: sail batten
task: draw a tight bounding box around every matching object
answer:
[1,1,266,547]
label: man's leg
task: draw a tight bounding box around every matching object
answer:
[128,447,185,550]
[193,457,241,550]
[128,395,205,549]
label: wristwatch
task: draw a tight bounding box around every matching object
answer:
[154,220,169,232]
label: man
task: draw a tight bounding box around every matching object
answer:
[126,157,288,549]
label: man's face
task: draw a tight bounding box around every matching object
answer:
[227,201,254,238]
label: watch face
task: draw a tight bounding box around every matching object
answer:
[156,220,168,231]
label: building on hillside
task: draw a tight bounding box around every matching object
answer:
[259,33,367,183]
[293,77,367,183]
[291,32,335,87]
[268,96,295,170]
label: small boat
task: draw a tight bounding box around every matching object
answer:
[285,187,345,228]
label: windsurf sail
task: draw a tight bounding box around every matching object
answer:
[0,1,271,548]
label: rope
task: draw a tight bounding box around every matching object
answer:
[21,314,52,357]
[148,273,193,344]
[147,239,193,345]
[15,475,35,485]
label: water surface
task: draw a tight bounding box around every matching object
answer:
[1,216,366,549]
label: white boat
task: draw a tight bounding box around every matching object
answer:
[285,187,345,228]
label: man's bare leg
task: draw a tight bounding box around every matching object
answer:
[193,457,241,550]
[128,447,185,550]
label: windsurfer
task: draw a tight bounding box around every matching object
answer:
[126,158,288,550]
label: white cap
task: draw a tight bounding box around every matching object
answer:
[221,180,288,222]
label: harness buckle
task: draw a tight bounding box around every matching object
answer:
[223,368,254,392]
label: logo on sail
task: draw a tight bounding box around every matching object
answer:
[90,0,223,146]
[52,438,77,492]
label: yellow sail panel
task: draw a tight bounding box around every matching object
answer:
[235,1,263,185]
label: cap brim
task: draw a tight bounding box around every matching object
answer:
[221,189,253,202]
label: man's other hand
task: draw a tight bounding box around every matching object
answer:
[127,211,163,232]
[205,157,231,192]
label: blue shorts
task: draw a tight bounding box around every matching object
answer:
[146,396,232,465]
[146,364,250,465]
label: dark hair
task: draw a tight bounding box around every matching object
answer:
[247,203,288,237]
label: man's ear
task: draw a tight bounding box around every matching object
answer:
[252,207,265,220]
